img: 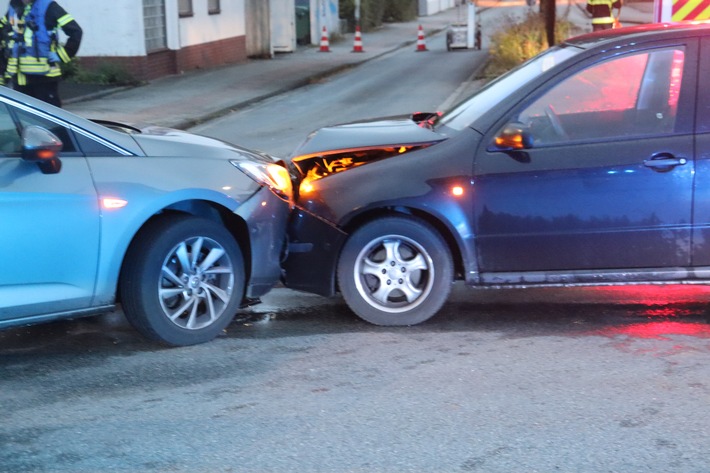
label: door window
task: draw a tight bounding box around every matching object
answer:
[0,103,21,155]
[0,103,77,156]
[14,108,77,153]
[513,48,686,146]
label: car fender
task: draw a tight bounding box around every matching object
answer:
[86,156,260,304]
[296,129,483,284]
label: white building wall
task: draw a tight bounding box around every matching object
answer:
[58,0,246,58]
[419,0,456,16]
[62,0,147,56]
[165,0,179,50]
[178,0,246,47]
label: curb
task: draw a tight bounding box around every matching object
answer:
[63,84,137,106]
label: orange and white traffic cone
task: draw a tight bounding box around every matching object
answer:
[319,26,330,52]
[352,25,364,53]
[415,24,427,52]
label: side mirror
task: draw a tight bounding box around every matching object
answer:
[493,123,533,151]
[22,125,63,174]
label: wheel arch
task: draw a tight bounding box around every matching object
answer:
[116,199,250,303]
[340,205,466,281]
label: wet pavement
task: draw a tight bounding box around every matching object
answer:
[8,2,708,471]
[2,284,710,472]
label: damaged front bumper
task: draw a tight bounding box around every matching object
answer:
[281,207,348,297]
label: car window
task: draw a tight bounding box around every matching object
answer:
[0,103,22,155]
[14,107,77,153]
[71,131,125,156]
[512,47,685,146]
[437,45,582,132]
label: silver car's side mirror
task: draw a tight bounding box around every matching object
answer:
[22,125,63,174]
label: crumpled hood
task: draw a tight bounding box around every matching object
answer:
[291,116,446,159]
[288,115,448,185]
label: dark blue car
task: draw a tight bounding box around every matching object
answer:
[283,22,709,326]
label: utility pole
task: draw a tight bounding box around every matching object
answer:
[540,0,556,46]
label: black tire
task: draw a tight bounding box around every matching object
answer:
[120,215,245,346]
[337,216,453,326]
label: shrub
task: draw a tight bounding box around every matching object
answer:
[339,0,384,31]
[383,0,417,22]
[340,0,416,31]
[486,12,573,77]
[62,59,139,86]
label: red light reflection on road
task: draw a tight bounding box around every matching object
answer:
[583,285,710,341]
[583,284,710,305]
[600,321,710,340]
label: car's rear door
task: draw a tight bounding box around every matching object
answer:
[473,39,697,279]
[0,100,100,321]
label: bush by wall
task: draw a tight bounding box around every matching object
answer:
[383,0,418,22]
[486,12,573,77]
[62,59,139,86]
[340,0,417,32]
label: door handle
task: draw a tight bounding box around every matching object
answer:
[643,155,687,170]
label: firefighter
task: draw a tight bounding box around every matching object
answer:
[0,14,11,86]
[586,0,621,31]
[3,0,82,107]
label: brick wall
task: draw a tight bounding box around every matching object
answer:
[79,35,247,82]
[176,36,247,72]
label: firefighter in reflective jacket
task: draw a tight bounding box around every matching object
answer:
[586,0,621,31]
[2,0,82,107]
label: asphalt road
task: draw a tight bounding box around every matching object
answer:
[189,29,486,157]
[2,284,710,472]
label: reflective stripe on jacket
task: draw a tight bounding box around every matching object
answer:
[586,0,618,25]
[8,0,69,79]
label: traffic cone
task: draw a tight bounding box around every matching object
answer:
[319,26,330,52]
[415,24,427,52]
[352,25,364,53]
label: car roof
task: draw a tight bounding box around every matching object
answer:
[564,20,710,49]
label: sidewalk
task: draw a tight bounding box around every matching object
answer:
[64,1,653,130]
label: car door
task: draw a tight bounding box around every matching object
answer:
[0,99,100,320]
[473,41,697,278]
[690,37,710,269]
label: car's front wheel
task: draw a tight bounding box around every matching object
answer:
[337,216,453,326]
[120,215,245,346]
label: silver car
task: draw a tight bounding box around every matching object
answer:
[0,87,292,346]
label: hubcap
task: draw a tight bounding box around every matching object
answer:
[159,236,234,330]
[353,235,434,314]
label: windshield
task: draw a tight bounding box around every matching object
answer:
[436,45,583,132]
